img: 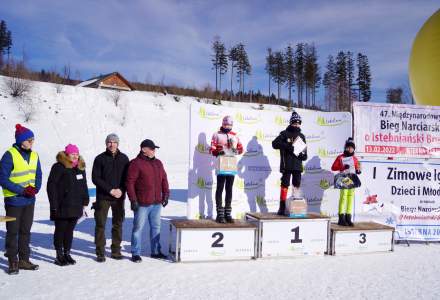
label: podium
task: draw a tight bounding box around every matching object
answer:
[169,219,258,262]
[246,212,330,258]
[329,222,394,255]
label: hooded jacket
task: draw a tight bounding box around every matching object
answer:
[272,126,308,172]
[47,151,90,218]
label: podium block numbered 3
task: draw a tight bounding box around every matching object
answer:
[246,212,331,258]
[169,219,257,262]
[329,222,394,255]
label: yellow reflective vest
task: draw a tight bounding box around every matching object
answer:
[2,147,39,197]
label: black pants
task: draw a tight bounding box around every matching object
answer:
[54,218,78,251]
[215,175,235,209]
[5,203,35,261]
[94,199,124,256]
[281,171,302,188]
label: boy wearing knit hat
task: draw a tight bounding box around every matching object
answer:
[272,111,308,215]
[92,133,129,262]
[0,124,42,275]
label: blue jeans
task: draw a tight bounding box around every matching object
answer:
[131,204,162,256]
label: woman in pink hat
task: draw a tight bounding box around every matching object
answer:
[47,144,90,266]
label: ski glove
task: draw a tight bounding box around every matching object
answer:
[356,169,362,175]
[23,186,36,198]
[50,209,58,221]
[91,202,99,210]
[131,201,139,212]
[162,195,169,207]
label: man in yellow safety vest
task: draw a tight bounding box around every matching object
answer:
[0,124,42,275]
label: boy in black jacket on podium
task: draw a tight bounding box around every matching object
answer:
[272,111,307,215]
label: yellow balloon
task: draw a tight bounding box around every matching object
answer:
[409,9,440,106]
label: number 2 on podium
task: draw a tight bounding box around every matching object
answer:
[212,232,224,248]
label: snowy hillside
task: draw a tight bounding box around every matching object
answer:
[0,76,439,300]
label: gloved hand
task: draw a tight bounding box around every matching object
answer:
[91,201,98,210]
[214,145,224,157]
[356,169,362,175]
[344,164,350,170]
[130,201,139,212]
[50,209,58,221]
[162,195,169,207]
[23,186,36,198]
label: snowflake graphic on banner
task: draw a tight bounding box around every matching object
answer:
[385,217,395,225]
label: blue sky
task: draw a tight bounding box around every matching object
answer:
[1,0,438,105]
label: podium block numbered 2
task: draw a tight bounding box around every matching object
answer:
[246,212,330,258]
[169,219,257,262]
[329,222,394,255]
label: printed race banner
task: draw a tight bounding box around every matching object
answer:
[188,102,352,219]
[353,102,440,158]
[355,159,440,241]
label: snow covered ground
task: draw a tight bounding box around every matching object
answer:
[0,76,439,300]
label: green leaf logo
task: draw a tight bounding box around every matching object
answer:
[319,179,330,190]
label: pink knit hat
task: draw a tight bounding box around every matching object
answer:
[65,144,79,155]
[222,116,233,126]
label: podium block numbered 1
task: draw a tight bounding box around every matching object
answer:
[169,219,257,262]
[246,212,330,258]
[329,222,394,255]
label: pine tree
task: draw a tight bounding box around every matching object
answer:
[294,43,305,108]
[346,51,355,111]
[335,51,349,111]
[386,87,403,104]
[357,53,371,102]
[323,55,336,111]
[217,42,228,93]
[228,45,240,98]
[304,44,320,108]
[211,36,222,92]
[265,48,274,97]
[0,20,7,52]
[272,51,286,100]
[235,43,251,100]
[6,30,12,59]
[284,44,295,105]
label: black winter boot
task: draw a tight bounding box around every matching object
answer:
[337,214,348,226]
[345,214,354,227]
[54,249,67,266]
[7,258,19,275]
[215,207,226,223]
[277,201,286,216]
[64,250,76,265]
[225,207,234,223]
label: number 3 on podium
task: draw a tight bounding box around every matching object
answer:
[359,233,366,244]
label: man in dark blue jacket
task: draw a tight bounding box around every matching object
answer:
[0,124,42,275]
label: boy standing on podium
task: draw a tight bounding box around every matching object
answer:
[272,111,307,215]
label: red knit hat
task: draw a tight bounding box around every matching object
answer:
[15,124,34,145]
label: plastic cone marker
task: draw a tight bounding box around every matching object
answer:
[409,9,440,106]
